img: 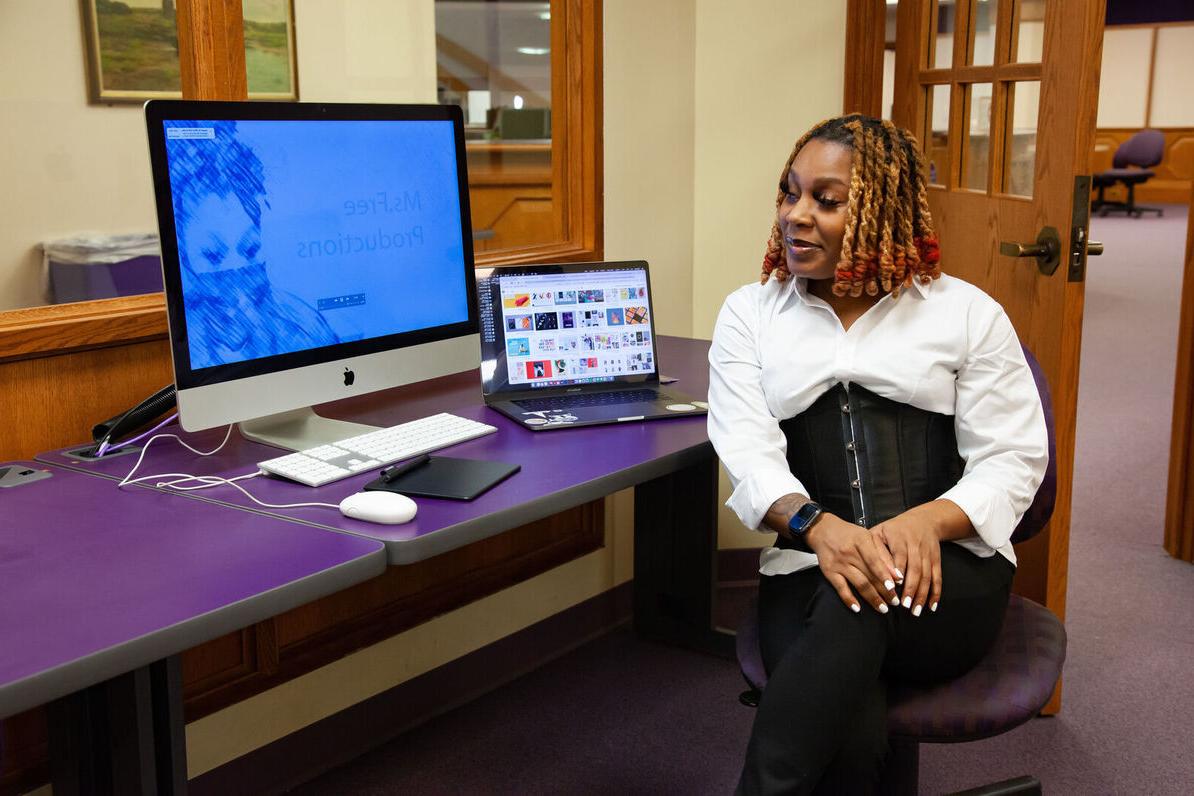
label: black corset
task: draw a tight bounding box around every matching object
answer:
[778,383,964,531]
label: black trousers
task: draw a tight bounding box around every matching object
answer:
[738,544,1015,796]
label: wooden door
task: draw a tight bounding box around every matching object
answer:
[891,0,1105,710]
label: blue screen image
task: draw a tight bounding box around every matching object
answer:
[163,118,469,370]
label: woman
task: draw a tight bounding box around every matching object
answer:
[707,114,1048,794]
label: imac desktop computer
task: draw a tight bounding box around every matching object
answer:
[145,101,481,453]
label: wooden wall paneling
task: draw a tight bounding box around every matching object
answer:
[1164,193,1194,563]
[0,335,173,463]
[181,627,267,698]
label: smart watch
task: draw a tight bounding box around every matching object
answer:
[787,501,825,551]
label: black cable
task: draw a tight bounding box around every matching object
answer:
[89,384,177,456]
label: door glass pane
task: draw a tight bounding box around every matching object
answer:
[933,0,957,69]
[1011,0,1046,63]
[882,49,896,120]
[925,84,952,187]
[961,83,993,192]
[435,0,555,252]
[1004,81,1040,197]
[971,0,999,66]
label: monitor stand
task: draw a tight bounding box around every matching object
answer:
[239,407,382,452]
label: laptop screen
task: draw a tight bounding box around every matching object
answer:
[476,261,660,396]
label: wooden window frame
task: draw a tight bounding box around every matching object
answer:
[470,0,604,266]
[0,0,602,399]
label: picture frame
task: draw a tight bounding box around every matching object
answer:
[79,0,298,103]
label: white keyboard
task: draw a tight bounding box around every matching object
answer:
[257,412,498,487]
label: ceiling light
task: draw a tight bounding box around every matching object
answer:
[517,47,550,55]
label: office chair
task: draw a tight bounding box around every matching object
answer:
[735,346,1064,796]
[1091,129,1165,217]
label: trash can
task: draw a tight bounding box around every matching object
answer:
[41,233,163,304]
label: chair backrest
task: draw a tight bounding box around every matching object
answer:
[1011,345,1057,544]
[1112,129,1165,169]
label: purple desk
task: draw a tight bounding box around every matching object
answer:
[0,461,386,793]
[40,336,729,659]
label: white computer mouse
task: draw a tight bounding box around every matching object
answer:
[339,491,418,525]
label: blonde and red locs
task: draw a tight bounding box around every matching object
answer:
[760,114,942,298]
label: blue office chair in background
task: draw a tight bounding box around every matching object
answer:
[1091,129,1165,217]
[735,346,1065,796]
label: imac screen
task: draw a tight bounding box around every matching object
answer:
[161,118,470,372]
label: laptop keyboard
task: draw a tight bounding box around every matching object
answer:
[514,389,664,411]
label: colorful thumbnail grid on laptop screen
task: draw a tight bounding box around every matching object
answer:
[498,269,655,388]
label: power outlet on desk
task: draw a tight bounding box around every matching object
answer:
[0,465,53,488]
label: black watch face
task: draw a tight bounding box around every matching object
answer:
[791,502,822,533]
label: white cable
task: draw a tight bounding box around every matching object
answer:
[154,471,260,490]
[180,475,340,510]
[118,425,340,511]
[119,424,236,488]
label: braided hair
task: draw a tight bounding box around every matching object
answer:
[761,115,941,298]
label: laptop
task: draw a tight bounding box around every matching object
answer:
[475,260,707,430]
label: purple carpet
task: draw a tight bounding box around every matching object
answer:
[293,206,1194,795]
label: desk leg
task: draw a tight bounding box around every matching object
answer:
[150,656,188,794]
[48,656,187,795]
[633,456,734,657]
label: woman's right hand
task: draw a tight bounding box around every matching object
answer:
[806,515,901,614]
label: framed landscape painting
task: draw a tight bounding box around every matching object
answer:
[80,0,298,103]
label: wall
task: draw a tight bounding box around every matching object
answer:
[0,0,157,311]
[603,0,696,338]
[1097,24,1194,129]
[689,0,847,549]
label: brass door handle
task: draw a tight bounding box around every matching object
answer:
[999,240,1055,258]
[1000,226,1061,275]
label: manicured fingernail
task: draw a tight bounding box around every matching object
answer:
[913,604,923,617]
[878,603,889,614]
[851,603,861,613]
[902,596,912,609]
[891,596,900,606]
[931,602,938,612]
[884,579,895,590]
[893,568,904,580]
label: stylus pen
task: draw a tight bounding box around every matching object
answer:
[380,454,431,483]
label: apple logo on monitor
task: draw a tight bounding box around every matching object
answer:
[343,367,355,387]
